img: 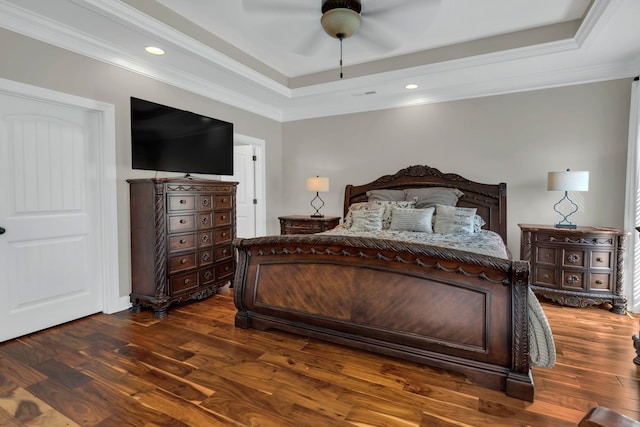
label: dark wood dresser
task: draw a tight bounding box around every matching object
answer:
[128,178,237,318]
[278,215,340,235]
[519,224,627,314]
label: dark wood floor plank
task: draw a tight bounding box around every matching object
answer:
[0,291,638,426]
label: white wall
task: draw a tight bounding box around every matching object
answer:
[282,79,632,254]
[0,28,284,298]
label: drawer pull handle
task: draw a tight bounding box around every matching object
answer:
[221,215,226,220]
[543,274,549,280]
[225,266,229,271]
[595,279,604,285]
[222,249,227,255]
[596,257,604,262]
[184,278,190,284]
[566,275,579,285]
[202,253,210,261]
[221,232,227,237]
[180,199,187,204]
[180,219,186,224]
[180,258,187,264]
[202,218,208,224]
[222,198,227,202]
[180,239,186,244]
[202,199,209,206]
[202,235,209,242]
[567,254,579,263]
[204,272,213,280]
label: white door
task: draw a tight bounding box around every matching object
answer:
[228,144,256,238]
[0,93,103,342]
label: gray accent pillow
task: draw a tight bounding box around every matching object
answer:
[405,187,464,209]
[344,200,417,229]
[389,207,434,232]
[366,189,406,201]
[434,204,477,234]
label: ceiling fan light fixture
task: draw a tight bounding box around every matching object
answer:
[321,7,361,39]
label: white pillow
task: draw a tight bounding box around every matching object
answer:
[390,207,434,232]
[350,208,384,231]
[344,199,416,229]
[434,204,477,234]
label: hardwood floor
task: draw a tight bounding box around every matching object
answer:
[1,287,638,426]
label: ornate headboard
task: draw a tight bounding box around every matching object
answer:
[343,165,508,243]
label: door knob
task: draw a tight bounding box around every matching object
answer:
[0,227,5,234]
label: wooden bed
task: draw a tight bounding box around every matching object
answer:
[233,165,535,401]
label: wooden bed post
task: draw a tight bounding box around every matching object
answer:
[506,259,535,401]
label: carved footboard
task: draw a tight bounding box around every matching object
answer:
[233,235,534,401]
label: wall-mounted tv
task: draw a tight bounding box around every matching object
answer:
[131,97,234,176]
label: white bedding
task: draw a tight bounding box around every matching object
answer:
[322,225,556,368]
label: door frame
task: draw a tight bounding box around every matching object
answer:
[233,133,267,237]
[0,77,120,314]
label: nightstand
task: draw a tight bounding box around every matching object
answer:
[519,224,628,314]
[278,215,340,235]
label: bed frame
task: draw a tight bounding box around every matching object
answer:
[233,165,534,401]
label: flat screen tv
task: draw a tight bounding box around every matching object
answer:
[131,97,234,176]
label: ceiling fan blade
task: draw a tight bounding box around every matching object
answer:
[356,17,402,53]
[361,0,441,18]
[241,0,317,17]
[292,26,328,57]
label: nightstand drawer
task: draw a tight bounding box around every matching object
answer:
[590,273,612,291]
[561,271,586,290]
[591,251,611,269]
[534,247,557,266]
[562,250,586,268]
[279,215,341,235]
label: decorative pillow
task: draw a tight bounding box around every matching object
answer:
[366,189,406,202]
[405,187,464,209]
[474,215,486,232]
[350,208,384,231]
[434,204,477,234]
[389,207,434,232]
[344,200,417,229]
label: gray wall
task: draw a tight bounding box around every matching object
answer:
[283,79,632,253]
[0,28,284,298]
[1,27,633,297]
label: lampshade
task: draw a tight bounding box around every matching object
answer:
[547,170,589,192]
[307,176,330,192]
[321,7,361,39]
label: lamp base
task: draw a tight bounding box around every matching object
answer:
[554,223,577,229]
[310,214,324,218]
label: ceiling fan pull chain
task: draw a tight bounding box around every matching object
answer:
[339,35,344,79]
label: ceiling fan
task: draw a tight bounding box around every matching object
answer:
[241,0,439,78]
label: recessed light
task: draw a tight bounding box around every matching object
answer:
[405,84,419,90]
[145,46,165,55]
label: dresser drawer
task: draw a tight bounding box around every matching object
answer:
[168,195,195,211]
[214,227,232,243]
[168,214,195,233]
[198,213,212,229]
[199,249,213,266]
[169,271,198,294]
[215,194,233,209]
[168,253,196,273]
[214,210,232,226]
[168,233,196,253]
[199,195,213,210]
[562,249,586,269]
[216,260,234,279]
[215,244,232,261]
[198,230,213,248]
[200,267,215,285]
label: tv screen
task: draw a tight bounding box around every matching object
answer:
[131,97,234,176]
